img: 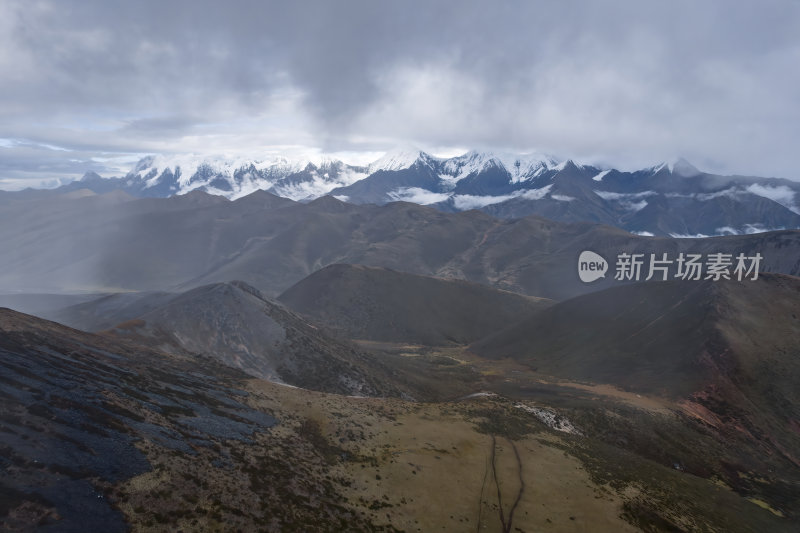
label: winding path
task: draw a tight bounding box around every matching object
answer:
[476,434,526,533]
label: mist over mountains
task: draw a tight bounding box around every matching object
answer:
[48,148,800,238]
[2,187,800,301]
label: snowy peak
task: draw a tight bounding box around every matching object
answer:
[46,148,800,238]
[120,148,566,201]
[119,153,371,201]
[132,155,156,173]
[440,150,559,183]
[494,152,559,182]
[551,159,581,173]
[653,158,701,178]
[440,151,501,180]
[367,147,436,173]
[80,171,104,182]
[669,158,701,177]
[127,154,312,184]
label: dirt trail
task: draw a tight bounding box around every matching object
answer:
[477,434,526,533]
[506,440,525,531]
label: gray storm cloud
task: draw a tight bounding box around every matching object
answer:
[1,0,799,186]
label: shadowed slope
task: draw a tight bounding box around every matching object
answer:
[0,308,277,532]
[473,274,800,398]
[44,290,176,332]
[472,274,800,479]
[279,264,552,345]
[106,281,411,397]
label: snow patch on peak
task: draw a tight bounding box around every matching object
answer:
[132,155,156,173]
[368,147,433,172]
[439,151,504,185]
[551,160,573,172]
[592,169,611,182]
[252,157,309,175]
[439,150,559,186]
[269,166,368,202]
[125,153,359,200]
[494,152,559,183]
[653,158,701,177]
[669,158,701,177]
[129,154,310,188]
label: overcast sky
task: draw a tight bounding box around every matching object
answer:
[1,0,799,189]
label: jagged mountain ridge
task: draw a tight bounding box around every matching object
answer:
[55,148,800,237]
[69,155,370,201]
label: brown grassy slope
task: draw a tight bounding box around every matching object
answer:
[471,274,800,508]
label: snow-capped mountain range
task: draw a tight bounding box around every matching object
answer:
[121,153,369,201]
[65,148,800,237]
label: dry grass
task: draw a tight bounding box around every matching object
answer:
[246,380,638,533]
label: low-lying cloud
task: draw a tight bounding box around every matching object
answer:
[387,187,450,205]
[745,184,799,213]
